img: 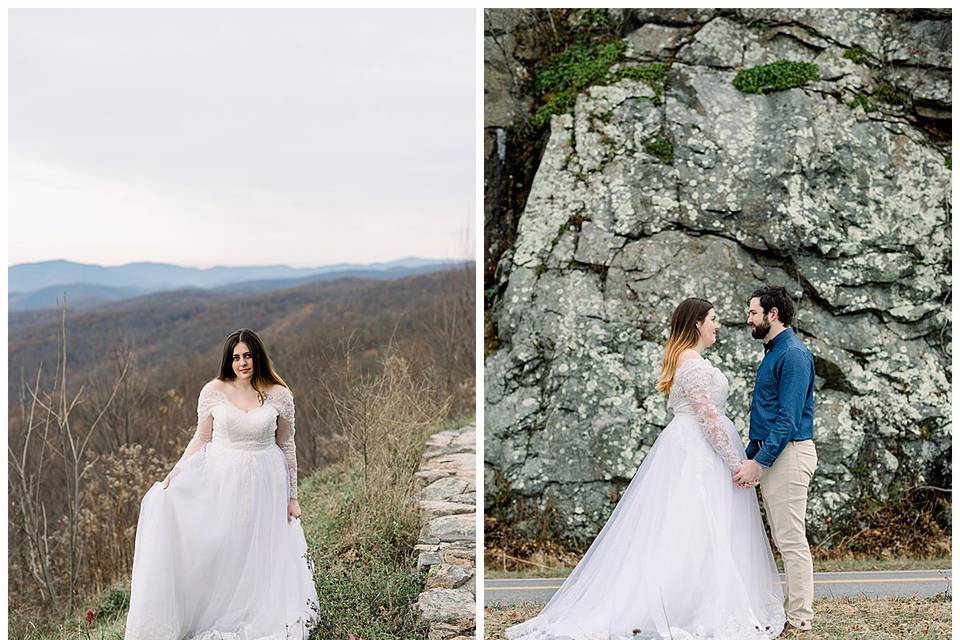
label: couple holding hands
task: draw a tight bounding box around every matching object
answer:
[507,286,818,640]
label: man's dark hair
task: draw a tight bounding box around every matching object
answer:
[750,286,796,326]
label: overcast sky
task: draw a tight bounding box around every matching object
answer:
[9,9,475,268]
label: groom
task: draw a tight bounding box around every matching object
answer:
[734,286,818,635]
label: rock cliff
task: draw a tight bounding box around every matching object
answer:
[484,8,951,544]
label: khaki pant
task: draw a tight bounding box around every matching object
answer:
[759,440,818,629]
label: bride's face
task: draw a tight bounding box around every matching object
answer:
[697,308,719,347]
[232,342,255,380]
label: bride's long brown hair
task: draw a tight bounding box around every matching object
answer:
[655,298,714,396]
[217,328,289,404]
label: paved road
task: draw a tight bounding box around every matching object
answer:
[485,570,951,605]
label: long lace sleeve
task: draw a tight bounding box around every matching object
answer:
[674,360,742,472]
[164,382,216,487]
[272,387,299,501]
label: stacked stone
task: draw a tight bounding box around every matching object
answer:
[414,426,477,639]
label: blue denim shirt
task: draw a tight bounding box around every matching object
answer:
[745,328,815,468]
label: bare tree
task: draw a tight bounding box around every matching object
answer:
[9,365,58,605]
[319,337,452,539]
[82,347,149,451]
[8,300,130,612]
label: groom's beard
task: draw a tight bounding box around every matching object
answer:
[751,318,771,340]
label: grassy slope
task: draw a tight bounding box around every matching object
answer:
[299,413,475,638]
[26,415,477,640]
[298,461,430,640]
[29,464,429,640]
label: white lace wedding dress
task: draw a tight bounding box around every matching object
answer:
[125,382,320,640]
[505,356,785,640]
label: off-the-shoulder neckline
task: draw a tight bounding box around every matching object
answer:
[207,390,278,415]
[676,355,711,370]
[201,384,290,414]
[205,380,288,394]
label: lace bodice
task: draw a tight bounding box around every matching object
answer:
[669,357,742,471]
[168,381,300,500]
[670,357,729,415]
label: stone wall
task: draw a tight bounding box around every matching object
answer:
[414,426,476,639]
[484,9,951,545]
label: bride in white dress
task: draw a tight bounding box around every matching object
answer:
[505,298,785,640]
[125,329,320,640]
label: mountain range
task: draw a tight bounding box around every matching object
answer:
[8,265,475,399]
[9,258,468,311]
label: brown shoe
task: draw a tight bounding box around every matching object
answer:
[779,623,814,637]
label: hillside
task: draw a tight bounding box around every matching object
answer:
[9,266,475,401]
[8,265,475,625]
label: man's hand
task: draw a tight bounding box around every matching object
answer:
[733,459,764,486]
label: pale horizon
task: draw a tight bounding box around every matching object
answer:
[9,255,474,270]
[9,9,476,268]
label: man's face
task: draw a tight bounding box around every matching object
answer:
[747,298,771,340]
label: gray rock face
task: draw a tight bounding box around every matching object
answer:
[483,9,535,130]
[485,9,951,546]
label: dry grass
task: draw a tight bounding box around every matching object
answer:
[485,480,952,578]
[810,487,951,561]
[75,445,169,591]
[811,595,951,638]
[8,581,130,640]
[484,595,952,639]
[484,513,582,575]
[485,604,542,640]
[295,350,461,639]
[484,556,952,580]
[806,556,951,573]
[323,350,452,552]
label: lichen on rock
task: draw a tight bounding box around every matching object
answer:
[485,9,951,546]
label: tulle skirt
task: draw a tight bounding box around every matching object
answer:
[505,413,785,640]
[124,439,320,640]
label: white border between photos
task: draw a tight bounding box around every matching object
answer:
[475,6,486,638]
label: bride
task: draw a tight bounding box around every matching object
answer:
[505,298,785,640]
[124,329,320,640]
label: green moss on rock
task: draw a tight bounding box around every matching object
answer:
[531,36,673,127]
[643,137,674,165]
[874,81,909,106]
[733,60,821,94]
[614,62,670,104]
[532,39,627,127]
[576,8,611,29]
[842,47,873,66]
[532,90,578,128]
[847,92,876,113]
